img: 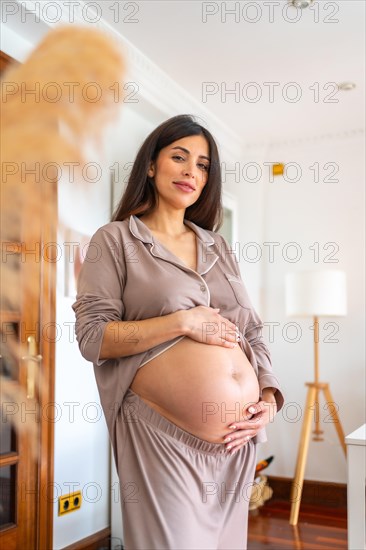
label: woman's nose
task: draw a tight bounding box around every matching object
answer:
[182,163,195,178]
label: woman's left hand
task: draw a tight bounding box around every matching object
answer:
[223,388,278,455]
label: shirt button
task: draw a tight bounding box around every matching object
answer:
[200,284,206,292]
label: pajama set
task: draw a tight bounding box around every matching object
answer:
[72,214,284,550]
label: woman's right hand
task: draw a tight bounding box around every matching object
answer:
[178,306,240,348]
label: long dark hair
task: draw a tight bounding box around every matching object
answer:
[111,114,223,231]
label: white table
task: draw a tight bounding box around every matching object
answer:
[345,424,366,550]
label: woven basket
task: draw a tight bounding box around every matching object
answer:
[249,475,273,511]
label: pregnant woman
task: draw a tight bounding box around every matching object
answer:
[72,115,284,550]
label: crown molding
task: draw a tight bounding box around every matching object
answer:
[245,127,365,151]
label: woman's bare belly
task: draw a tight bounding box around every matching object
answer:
[130,337,260,443]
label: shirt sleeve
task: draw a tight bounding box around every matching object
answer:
[216,234,284,412]
[71,227,125,366]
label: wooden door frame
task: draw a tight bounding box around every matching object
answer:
[37,179,57,549]
[1,49,57,550]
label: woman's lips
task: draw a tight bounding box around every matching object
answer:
[173,181,196,193]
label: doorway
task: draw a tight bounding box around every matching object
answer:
[0,50,56,550]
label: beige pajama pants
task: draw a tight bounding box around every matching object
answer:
[115,388,257,550]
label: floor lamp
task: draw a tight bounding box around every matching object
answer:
[285,270,347,526]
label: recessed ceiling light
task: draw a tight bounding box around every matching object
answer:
[291,0,315,8]
[338,82,356,91]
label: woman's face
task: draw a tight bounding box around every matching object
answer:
[147,134,210,212]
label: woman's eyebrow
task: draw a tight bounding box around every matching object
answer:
[171,146,210,162]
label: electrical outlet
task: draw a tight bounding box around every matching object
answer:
[58,491,82,516]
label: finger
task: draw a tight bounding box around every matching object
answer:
[224,432,256,451]
[245,404,266,422]
[227,436,253,454]
[217,313,236,327]
[219,333,238,345]
[217,325,239,344]
[227,420,255,431]
[217,315,239,335]
[227,420,262,436]
[221,344,238,350]
[246,402,265,416]
[241,402,258,419]
[224,430,254,446]
[220,338,238,349]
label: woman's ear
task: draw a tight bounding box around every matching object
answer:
[147,161,155,178]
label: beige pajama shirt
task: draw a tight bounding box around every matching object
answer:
[72,214,284,549]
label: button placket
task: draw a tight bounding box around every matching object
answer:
[148,237,214,307]
[196,275,210,306]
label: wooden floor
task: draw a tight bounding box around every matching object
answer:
[248,500,347,549]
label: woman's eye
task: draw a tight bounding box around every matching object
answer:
[172,156,209,171]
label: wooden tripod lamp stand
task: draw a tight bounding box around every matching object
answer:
[285,270,348,526]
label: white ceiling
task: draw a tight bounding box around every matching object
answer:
[99,0,365,147]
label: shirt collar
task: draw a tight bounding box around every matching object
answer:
[129,214,215,246]
[129,214,218,275]
[129,214,154,243]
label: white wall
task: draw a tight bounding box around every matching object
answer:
[249,134,365,483]
[222,145,270,309]
[54,167,111,548]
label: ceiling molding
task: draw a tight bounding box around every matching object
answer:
[244,127,365,151]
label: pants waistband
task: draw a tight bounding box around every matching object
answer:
[123,388,228,456]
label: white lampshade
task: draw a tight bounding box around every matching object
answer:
[285,270,347,317]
